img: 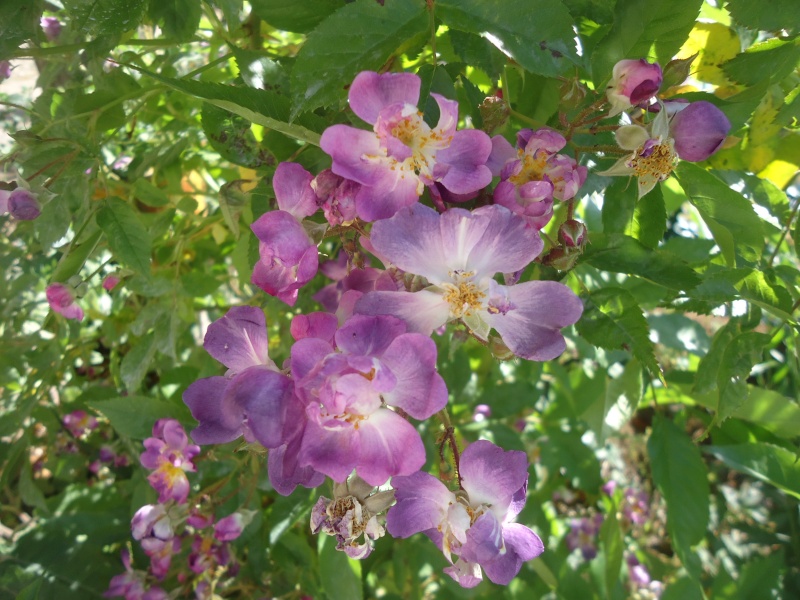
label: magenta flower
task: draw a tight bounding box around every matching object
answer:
[104,549,169,600]
[491,129,585,230]
[46,283,84,321]
[291,314,448,486]
[251,162,319,306]
[214,510,255,542]
[621,488,649,527]
[669,101,731,162]
[141,536,181,580]
[131,504,174,541]
[62,409,98,437]
[606,59,663,117]
[310,474,394,559]
[103,275,121,291]
[321,71,493,221]
[8,189,40,220]
[139,419,200,504]
[565,514,603,560]
[0,61,11,81]
[355,204,583,361]
[41,16,62,41]
[387,440,544,588]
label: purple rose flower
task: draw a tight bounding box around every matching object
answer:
[290,314,448,486]
[47,283,84,321]
[312,169,360,226]
[565,514,603,560]
[103,274,121,291]
[669,101,731,162]
[8,189,40,220]
[310,474,395,559]
[62,409,98,437]
[320,71,493,221]
[41,16,62,41]
[251,162,319,306]
[606,59,663,117]
[355,204,583,361]
[387,440,544,588]
[139,419,200,504]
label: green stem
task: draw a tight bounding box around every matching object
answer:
[767,197,800,267]
[436,408,462,489]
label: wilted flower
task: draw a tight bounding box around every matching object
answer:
[310,474,394,559]
[606,59,663,117]
[387,440,544,588]
[139,419,200,504]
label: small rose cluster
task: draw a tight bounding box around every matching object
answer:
[180,68,591,588]
[601,59,732,197]
[106,419,250,600]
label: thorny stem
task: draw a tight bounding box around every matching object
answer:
[436,408,462,489]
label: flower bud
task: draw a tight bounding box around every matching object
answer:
[558,219,587,249]
[606,59,663,117]
[46,283,84,321]
[479,95,510,134]
[559,77,587,110]
[41,17,62,41]
[8,189,41,220]
[661,53,697,90]
[669,101,731,162]
[0,61,11,81]
[542,247,581,272]
[102,275,121,291]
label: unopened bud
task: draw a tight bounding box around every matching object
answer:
[479,96,510,134]
[543,247,581,271]
[8,189,40,220]
[558,219,587,248]
[661,53,697,91]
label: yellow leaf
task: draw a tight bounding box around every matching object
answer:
[677,23,740,87]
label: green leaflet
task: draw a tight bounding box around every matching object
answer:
[290,0,428,117]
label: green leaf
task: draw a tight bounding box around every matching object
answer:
[19,461,50,516]
[201,104,274,169]
[250,0,346,33]
[96,197,152,277]
[148,0,203,41]
[65,0,147,37]
[437,0,579,78]
[601,359,643,440]
[0,0,43,60]
[661,577,705,600]
[601,176,636,235]
[290,0,428,117]
[448,29,506,79]
[632,184,667,249]
[582,233,701,291]
[318,534,363,600]
[232,48,289,93]
[706,443,800,499]
[52,230,103,283]
[648,417,710,575]
[726,0,800,33]
[120,333,157,392]
[694,321,768,425]
[538,428,603,492]
[129,66,323,145]
[591,0,703,82]
[733,386,800,439]
[577,288,662,380]
[35,196,72,248]
[132,179,170,207]
[89,395,183,438]
[690,268,793,319]
[723,37,800,87]
[674,162,765,266]
[600,510,623,600]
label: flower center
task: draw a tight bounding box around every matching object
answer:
[442,274,486,318]
[628,141,675,181]
[508,151,548,186]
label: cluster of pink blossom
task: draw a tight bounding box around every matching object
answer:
[106,419,250,600]
[601,59,732,197]
[176,63,730,589]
